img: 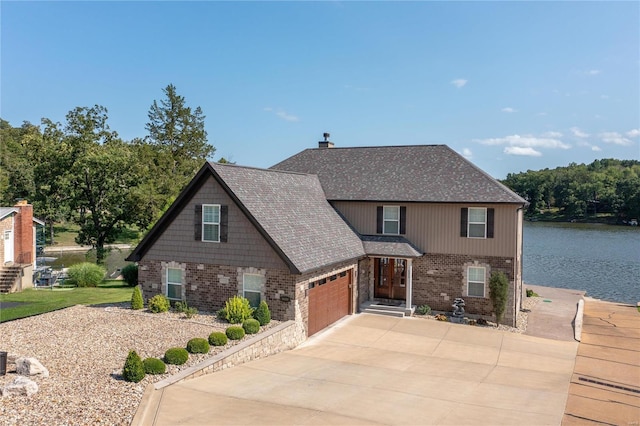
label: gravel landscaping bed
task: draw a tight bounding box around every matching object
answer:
[0,304,281,425]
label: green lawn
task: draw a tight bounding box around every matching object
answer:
[0,281,133,323]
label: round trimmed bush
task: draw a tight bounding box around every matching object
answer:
[242,318,260,335]
[67,262,106,287]
[252,301,271,326]
[121,263,138,287]
[148,294,170,313]
[225,326,245,340]
[122,350,145,383]
[142,357,166,375]
[131,286,144,310]
[208,331,228,346]
[164,347,189,365]
[186,338,210,354]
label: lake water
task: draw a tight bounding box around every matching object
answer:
[523,221,640,304]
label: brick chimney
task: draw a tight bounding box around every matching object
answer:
[13,200,34,264]
[318,132,334,149]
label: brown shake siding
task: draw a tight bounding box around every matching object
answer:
[142,175,287,270]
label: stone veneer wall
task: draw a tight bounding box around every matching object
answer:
[357,258,371,307]
[411,253,517,327]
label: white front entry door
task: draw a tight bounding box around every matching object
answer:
[4,230,13,264]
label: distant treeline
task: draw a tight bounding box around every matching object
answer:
[500,159,640,221]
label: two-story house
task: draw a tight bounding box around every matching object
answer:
[128,139,526,338]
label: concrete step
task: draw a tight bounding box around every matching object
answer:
[362,308,405,318]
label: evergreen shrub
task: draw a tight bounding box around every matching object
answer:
[142,357,166,375]
[415,305,431,315]
[67,262,105,287]
[164,347,189,365]
[122,350,145,383]
[149,294,170,313]
[224,296,253,324]
[131,286,144,310]
[225,326,245,340]
[121,263,138,287]
[489,271,509,326]
[252,301,271,326]
[186,338,210,354]
[208,331,228,346]
[242,318,260,334]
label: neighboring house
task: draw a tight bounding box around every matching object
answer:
[0,201,44,293]
[129,138,526,337]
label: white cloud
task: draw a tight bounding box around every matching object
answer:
[626,129,640,138]
[570,127,589,138]
[600,132,632,146]
[592,146,602,152]
[263,107,299,122]
[501,107,517,113]
[586,69,601,75]
[451,79,467,88]
[504,147,542,157]
[542,131,563,138]
[461,148,472,159]
[536,112,548,116]
[600,95,609,100]
[474,134,570,150]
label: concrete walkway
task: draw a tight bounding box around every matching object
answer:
[136,314,579,425]
[524,284,585,342]
[563,298,640,425]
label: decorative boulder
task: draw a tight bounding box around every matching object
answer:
[15,357,49,378]
[2,376,39,397]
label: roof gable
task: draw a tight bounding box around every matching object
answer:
[271,145,526,204]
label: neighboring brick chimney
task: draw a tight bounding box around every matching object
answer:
[318,132,334,149]
[13,200,34,264]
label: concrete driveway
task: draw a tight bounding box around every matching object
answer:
[140,314,578,425]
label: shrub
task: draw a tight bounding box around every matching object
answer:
[216,307,228,321]
[186,338,210,354]
[121,263,138,287]
[489,271,509,326]
[175,301,198,319]
[66,262,105,287]
[415,305,431,315]
[164,347,189,365]
[208,331,228,346]
[242,318,260,334]
[526,288,539,298]
[122,350,145,383]
[148,294,170,313]
[142,357,166,375]
[224,296,253,324]
[226,326,245,340]
[131,286,144,310]
[252,301,271,326]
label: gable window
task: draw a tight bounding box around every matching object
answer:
[377,206,407,235]
[167,267,182,300]
[460,207,494,239]
[202,204,220,242]
[243,273,262,308]
[467,266,486,297]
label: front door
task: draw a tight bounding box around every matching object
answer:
[374,258,406,300]
[4,230,14,264]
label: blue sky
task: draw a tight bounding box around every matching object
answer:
[2,1,639,179]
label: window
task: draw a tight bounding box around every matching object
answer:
[383,206,400,235]
[467,266,486,297]
[202,204,220,242]
[243,273,262,308]
[468,207,487,238]
[167,268,182,300]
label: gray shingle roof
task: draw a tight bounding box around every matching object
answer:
[0,207,18,221]
[212,163,365,274]
[360,235,423,258]
[271,145,526,204]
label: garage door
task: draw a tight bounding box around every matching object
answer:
[307,269,352,336]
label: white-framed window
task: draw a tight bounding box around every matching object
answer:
[383,206,400,235]
[202,204,220,242]
[468,207,487,238]
[467,266,486,297]
[166,267,182,300]
[243,273,262,308]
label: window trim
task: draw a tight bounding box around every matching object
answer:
[467,266,486,298]
[382,205,400,235]
[242,273,262,307]
[166,267,182,300]
[467,207,487,239]
[202,204,220,243]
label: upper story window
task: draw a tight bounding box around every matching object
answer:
[202,204,220,242]
[377,206,406,235]
[383,206,400,235]
[460,207,494,239]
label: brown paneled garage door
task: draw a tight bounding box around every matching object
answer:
[307,269,352,336]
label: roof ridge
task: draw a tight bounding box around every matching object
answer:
[211,161,312,177]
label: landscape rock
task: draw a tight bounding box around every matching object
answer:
[15,357,49,377]
[2,376,39,397]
